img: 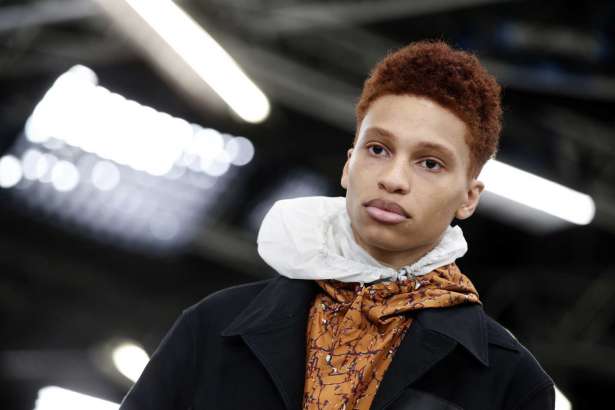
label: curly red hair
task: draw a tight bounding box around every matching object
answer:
[355,40,502,178]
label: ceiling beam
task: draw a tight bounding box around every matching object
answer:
[243,0,510,33]
[0,0,98,33]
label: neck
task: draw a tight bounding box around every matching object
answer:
[350,226,442,271]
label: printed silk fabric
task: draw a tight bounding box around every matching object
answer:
[302,262,481,410]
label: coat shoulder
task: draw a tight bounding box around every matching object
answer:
[485,313,522,351]
[483,314,555,409]
[484,313,554,389]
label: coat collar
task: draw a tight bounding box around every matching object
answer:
[221,275,318,337]
[416,301,490,367]
[221,276,490,409]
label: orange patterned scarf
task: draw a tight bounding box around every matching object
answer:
[302,262,481,410]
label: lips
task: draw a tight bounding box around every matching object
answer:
[365,198,409,217]
[364,198,409,224]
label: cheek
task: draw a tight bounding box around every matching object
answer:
[347,163,372,191]
[345,170,362,212]
[418,187,465,218]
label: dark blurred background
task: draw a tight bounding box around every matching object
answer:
[1,0,614,408]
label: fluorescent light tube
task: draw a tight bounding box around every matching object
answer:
[116,0,270,123]
[479,159,595,225]
[34,386,118,410]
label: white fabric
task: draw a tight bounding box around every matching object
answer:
[257,196,468,284]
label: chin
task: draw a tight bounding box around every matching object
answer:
[357,223,413,252]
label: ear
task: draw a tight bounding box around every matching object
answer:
[455,179,485,220]
[340,148,354,190]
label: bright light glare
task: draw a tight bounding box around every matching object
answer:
[50,160,80,192]
[201,157,231,177]
[123,0,270,123]
[191,127,225,160]
[555,385,572,410]
[0,155,23,188]
[226,136,255,166]
[479,159,595,225]
[24,66,251,179]
[34,386,118,410]
[21,149,48,180]
[39,154,58,184]
[25,66,191,177]
[91,161,121,191]
[112,343,150,383]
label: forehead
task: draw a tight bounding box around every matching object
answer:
[358,94,471,164]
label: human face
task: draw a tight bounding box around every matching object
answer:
[341,94,484,269]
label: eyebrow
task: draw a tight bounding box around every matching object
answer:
[363,126,457,162]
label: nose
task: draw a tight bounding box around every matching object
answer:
[377,158,410,194]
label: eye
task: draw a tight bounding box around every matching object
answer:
[420,159,444,171]
[367,144,388,157]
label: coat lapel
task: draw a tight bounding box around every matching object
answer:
[369,319,458,410]
[220,277,319,410]
[221,277,490,410]
[371,304,490,410]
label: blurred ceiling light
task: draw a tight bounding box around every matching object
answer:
[112,342,150,383]
[34,386,118,410]
[38,153,58,184]
[24,65,253,180]
[25,65,191,177]
[226,136,255,166]
[21,149,48,180]
[91,161,121,191]
[191,127,225,159]
[2,65,256,252]
[479,159,595,225]
[555,385,572,410]
[96,0,270,123]
[0,155,23,188]
[201,156,231,177]
[50,160,80,192]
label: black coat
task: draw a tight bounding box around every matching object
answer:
[119,276,555,410]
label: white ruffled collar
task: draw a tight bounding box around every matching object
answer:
[257,196,468,284]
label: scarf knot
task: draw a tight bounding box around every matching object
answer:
[316,262,481,325]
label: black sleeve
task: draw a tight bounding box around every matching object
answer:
[515,383,555,410]
[119,310,196,410]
